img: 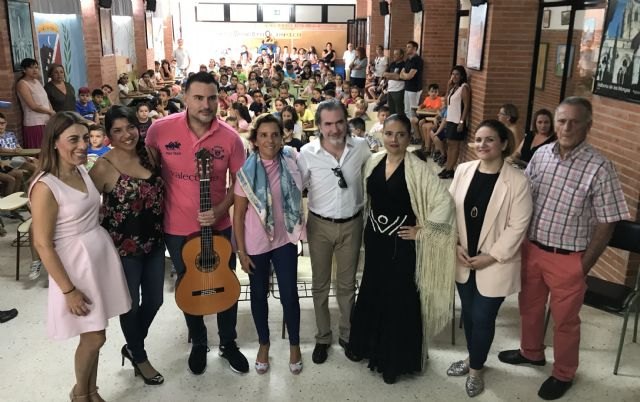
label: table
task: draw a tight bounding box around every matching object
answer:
[0,191,28,211]
[0,148,40,157]
[416,109,438,118]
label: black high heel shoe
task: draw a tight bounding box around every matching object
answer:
[122,344,164,385]
[133,361,165,385]
[121,345,134,367]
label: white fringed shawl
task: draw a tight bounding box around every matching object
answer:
[363,151,457,366]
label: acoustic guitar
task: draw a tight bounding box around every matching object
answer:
[175,148,241,315]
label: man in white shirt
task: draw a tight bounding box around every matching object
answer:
[297,99,371,365]
[342,43,356,83]
[172,38,191,76]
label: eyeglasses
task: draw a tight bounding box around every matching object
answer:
[332,166,347,189]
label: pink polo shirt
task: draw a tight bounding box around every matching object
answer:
[146,112,246,236]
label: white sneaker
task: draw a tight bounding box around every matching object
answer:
[28,261,43,280]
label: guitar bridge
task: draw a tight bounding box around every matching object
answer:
[192,287,225,296]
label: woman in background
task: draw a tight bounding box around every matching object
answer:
[16,58,55,148]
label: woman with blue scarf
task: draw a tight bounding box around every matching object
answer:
[233,114,305,375]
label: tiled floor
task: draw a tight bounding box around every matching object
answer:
[1,216,639,402]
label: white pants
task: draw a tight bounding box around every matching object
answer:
[404,90,422,118]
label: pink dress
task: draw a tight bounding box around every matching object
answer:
[33,166,131,340]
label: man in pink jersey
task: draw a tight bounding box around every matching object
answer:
[146,72,248,375]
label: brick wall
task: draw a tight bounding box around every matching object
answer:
[589,95,640,285]
[0,0,24,138]
[163,15,173,61]
[389,1,416,53]
[132,0,151,76]
[365,0,386,59]
[462,0,539,161]
[422,0,458,97]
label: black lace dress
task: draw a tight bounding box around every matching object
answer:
[348,157,423,380]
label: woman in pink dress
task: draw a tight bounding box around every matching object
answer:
[30,111,131,401]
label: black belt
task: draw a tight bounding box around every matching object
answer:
[310,210,361,224]
[531,241,581,255]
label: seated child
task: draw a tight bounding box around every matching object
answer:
[279,84,294,105]
[353,99,369,121]
[299,77,318,98]
[282,105,303,140]
[136,102,153,139]
[294,99,314,129]
[417,84,445,155]
[91,89,107,115]
[249,90,269,115]
[310,88,323,104]
[350,117,380,153]
[283,120,303,152]
[76,87,99,123]
[0,112,37,195]
[86,124,109,170]
[368,106,389,142]
[225,116,251,156]
[323,88,336,100]
[343,86,360,106]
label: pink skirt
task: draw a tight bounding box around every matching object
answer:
[22,125,45,149]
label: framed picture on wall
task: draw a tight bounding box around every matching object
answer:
[555,44,574,77]
[7,0,35,72]
[542,10,551,29]
[466,3,488,71]
[536,43,548,90]
[99,7,114,56]
[561,10,570,26]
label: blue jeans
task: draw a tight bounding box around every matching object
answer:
[119,246,165,363]
[164,229,238,347]
[457,271,505,370]
[249,243,300,345]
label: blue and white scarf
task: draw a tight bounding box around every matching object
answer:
[236,146,302,240]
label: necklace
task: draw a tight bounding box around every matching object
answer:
[471,207,478,218]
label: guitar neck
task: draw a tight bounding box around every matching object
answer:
[200,176,214,263]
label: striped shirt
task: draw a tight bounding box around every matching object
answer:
[525,141,630,251]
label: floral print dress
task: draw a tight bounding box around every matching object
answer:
[100,172,164,257]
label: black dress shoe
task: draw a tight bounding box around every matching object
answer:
[312,343,329,364]
[0,309,18,323]
[188,344,209,375]
[338,338,362,362]
[538,376,572,400]
[382,371,397,384]
[497,349,546,366]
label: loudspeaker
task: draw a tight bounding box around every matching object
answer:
[470,0,488,6]
[98,0,112,8]
[146,0,157,12]
[409,0,423,13]
[379,1,389,16]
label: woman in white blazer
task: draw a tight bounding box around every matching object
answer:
[447,120,533,397]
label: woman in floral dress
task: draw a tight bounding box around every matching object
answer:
[89,106,165,385]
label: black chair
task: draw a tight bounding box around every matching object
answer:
[544,220,640,374]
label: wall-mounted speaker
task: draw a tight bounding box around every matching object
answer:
[146,0,157,12]
[470,0,488,6]
[379,1,389,16]
[98,0,112,8]
[409,0,423,13]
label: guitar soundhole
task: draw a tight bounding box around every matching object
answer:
[196,252,219,273]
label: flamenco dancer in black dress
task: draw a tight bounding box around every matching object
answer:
[347,114,457,384]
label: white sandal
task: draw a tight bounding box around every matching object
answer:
[289,360,303,375]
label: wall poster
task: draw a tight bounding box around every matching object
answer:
[33,13,88,91]
[593,0,640,103]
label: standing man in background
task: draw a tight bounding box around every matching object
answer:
[173,39,191,77]
[401,41,424,121]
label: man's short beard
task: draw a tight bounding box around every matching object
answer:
[320,133,346,146]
